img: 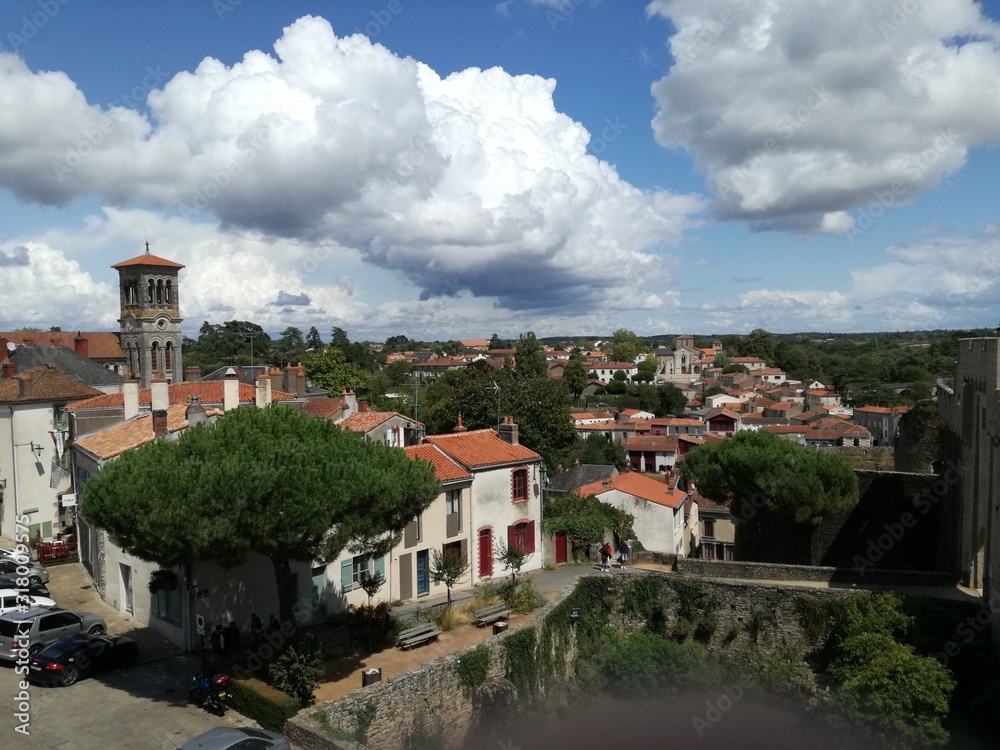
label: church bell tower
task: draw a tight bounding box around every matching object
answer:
[112,242,185,388]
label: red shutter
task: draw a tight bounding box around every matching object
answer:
[508,523,517,550]
[525,520,535,554]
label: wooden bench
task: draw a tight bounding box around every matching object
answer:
[397,622,441,650]
[473,603,512,627]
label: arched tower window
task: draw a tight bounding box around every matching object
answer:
[165,280,172,305]
[151,342,160,373]
[156,280,164,304]
[165,341,172,375]
[148,279,155,304]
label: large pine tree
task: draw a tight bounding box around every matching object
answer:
[82,406,440,622]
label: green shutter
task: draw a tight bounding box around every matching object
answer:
[374,555,385,578]
[341,559,353,591]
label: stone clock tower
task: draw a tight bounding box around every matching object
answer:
[112,242,185,388]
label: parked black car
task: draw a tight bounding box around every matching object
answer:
[0,574,49,597]
[28,633,138,686]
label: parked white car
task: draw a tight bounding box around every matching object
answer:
[0,588,56,616]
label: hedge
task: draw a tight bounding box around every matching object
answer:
[227,677,300,730]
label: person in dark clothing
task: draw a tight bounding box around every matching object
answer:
[599,543,611,571]
[249,612,263,645]
[224,621,239,659]
[268,614,280,634]
[618,539,630,570]
[210,624,225,658]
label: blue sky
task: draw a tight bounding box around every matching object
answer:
[1,0,998,340]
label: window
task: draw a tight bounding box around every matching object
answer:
[156,588,182,625]
[703,519,716,538]
[341,554,385,592]
[446,489,461,516]
[443,540,464,565]
[507,520,535,554]
[511,468,528,503]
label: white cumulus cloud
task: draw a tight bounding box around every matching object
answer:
[648,0,1000,234]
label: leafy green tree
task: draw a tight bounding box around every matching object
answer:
[514,331,547,380]
[679,430,858,562]
[304,348,373,398]
[543,492,632,546]
[81,406,440,622]
[305,326,323,351]
[430,548,470,606]
[384,360,413,386]
[554,433,627,472]
[635,354,657,383]
[828,633,954,747]
[563,358,588,399]
[495,539,530,589]
[610,328,643,364]
[744,328,776,363]
[267,633,325,706]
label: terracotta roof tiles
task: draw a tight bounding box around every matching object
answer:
[575,472,685,509]
[0,367,102,403]
[423,428,540,469]
[66,381,295,410]
[404,444,472,483]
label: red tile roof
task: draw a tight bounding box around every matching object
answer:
[308,396,349,419]
[0,367,102,403]
[423,429,540,469]
[575,472,685,509]
[0,332,124,360]
[111,252,185,269]
[625,435,679,452]
[66,381,295,410]
[339,411,420,434]
[74,403,218,460]
[404,444,472,483]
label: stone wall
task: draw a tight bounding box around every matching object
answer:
[674,557,959,587]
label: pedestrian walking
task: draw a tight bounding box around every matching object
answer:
[249,612,263,645]
[618,538,629,570]
[210,624,226,660]
[599,542,610,571]
[268,613,280,634]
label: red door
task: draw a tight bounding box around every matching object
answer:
[478,528,493,577]
[555,532,568,564]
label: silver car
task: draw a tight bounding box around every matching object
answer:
[178,727,291,750]
[0,557,48,586]
[0,607,106,661]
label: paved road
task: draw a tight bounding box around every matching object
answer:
[0,652,239,749]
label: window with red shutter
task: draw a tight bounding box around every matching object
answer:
[511,468,528,503]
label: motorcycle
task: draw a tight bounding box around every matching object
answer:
[189,671,230,716]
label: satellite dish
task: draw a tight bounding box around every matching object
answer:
[6,342,14,353]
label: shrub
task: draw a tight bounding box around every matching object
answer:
[227,677,299,730]
[347,602,400,650]
[581,631,704,695]
[502,581,545,614]
[427,605,470,632]
[827,633,955,748]
[456,645,491,692]
[266,633,325,706]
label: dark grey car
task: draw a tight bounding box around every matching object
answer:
[178,727,291,750]
[0,607,106,661]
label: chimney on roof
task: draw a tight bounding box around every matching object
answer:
[602,479,611,490]
[236,364,243,378]
[223,367,239,413]
[340,399,351,422]
[343,389,357,414]
[358,399,368,413]
[73,332,89,358]
[123,377,139,420]
[452,413,468,433]
[269,367,282,395]
[556,464,563,474]
[24,337,34,348]
[296,363,306,397]
[1,359,13,379]
[498,416,519,445]
[184,366,201,382]
[283,363,297,396]
[50,335,61,347]
[573,458,580,467]
[255,372,272,409]
[152,409,168,438]
[186,394,207,426]
[18,372,33,399]
[151,373,169,412]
